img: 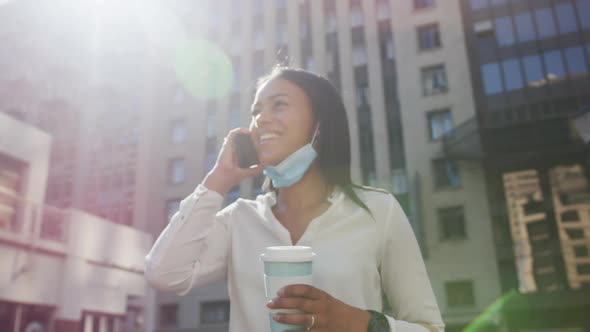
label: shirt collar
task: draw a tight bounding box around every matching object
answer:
[260,186,344,207]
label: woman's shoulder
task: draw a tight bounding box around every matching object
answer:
[351,185,406,219]
[353,185,395,204]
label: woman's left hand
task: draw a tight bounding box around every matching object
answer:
[266,284,371,332]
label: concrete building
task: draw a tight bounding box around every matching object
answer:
[0,112,153,332]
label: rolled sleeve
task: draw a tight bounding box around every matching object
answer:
[145,185,231,295]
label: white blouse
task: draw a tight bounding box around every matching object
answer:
[145,185,445,332]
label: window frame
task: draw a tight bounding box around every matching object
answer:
[421,64,449,96]
[445,280,476,307]
[438,205,467,241]
[200,300,230,325]
[417,23,442,51]
[427,109,454,141]
[432,158,461,189]
[414,0,436,11]
[168,158,186,185]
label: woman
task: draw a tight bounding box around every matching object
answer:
[145,67,444,332]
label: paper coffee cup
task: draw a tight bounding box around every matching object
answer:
[261,246,315,332]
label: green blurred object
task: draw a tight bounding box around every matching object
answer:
[173,37,234,100]
[463,288,590,332]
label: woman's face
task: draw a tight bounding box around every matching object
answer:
[249,77,316,166]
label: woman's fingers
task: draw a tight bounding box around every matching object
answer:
[271,313,316,329]
[267,296,317,313]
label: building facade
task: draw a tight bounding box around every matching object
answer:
[0,112,154,332]
[448,0,590,329]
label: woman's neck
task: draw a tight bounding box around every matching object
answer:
[275,163,332,211]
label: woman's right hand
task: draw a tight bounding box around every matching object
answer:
[202,128,263,195]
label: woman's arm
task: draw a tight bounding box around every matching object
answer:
[144,185,231,295]
[380,196,445,332]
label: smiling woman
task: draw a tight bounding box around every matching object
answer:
[145,67,445,332]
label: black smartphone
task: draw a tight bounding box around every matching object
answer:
[233,133,260,168]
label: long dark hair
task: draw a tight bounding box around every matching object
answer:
[256,66,373,215]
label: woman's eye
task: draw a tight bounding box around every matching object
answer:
[274,100,287,107]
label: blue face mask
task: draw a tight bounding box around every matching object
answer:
[263,125,320,188]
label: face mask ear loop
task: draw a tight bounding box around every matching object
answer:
[310,124,320,147]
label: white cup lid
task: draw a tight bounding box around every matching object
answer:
[260,246,316,262]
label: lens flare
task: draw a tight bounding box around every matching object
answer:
[173,38,234,100]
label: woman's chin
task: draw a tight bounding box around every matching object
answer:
[258,155,282,167]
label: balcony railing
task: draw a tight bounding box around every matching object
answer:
[0,190,69,244]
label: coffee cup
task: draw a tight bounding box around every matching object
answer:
[261,246,315,332]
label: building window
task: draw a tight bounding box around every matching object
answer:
[325,9,337,33]
[534,8,557,39]
[350,1,364,27]
[576,0,590,30]
[169,159,185,184]
[574,245,589,258]
[357,105,376,186]
[414,0,435,10]
[427,109,453,140]
[384,36,395,60]
[207,110,216,137]
[352,44,368,66]
[159,304,178,328]
[200,301,230,324]
[376,0,390,21]
[391,169,408,195]
[439,206,466,240]
[305,56,316,72]
[566,228,584,239]
[577,263,590,275]
[255,29,265,50]
[522,55,545,86]
[421,64,448,96]
[494,16,515,46]
[514,12,536,42]
[356,84,370,107]
[229,108,241,129]
[433,159,461,189]
[446,280,475,307]
[417,23,441,51]
[276,23,287,45]
[543,50,566,80]
[470,0,487,10]
[166,199,181,222]
[481,62,503,95]
[564,46,589,76]
[555,2,578,34]
[501,58,524,91]
[171,119,188,144]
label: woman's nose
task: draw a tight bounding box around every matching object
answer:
[254,108,272,127]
